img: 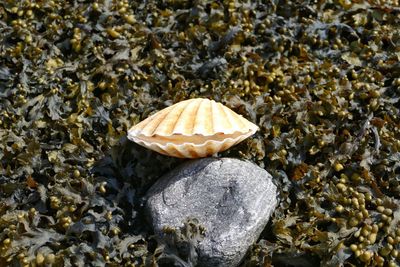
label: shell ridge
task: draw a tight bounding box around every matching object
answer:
[190,98,203,135]
[132,105,175,136]
[209,100,214,133]
[215,102,230,132]
[168,101,189,135]
[219,102,235,132]
[192,99,213,135]
[227,107,247,130]
[144,108,172,136]
[128,115,155,136]
[153,101,186,135]
[165,144,185,158]
[172,98,200,135]
[211,99,217,133]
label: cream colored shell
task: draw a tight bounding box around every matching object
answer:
[127,98,259,158]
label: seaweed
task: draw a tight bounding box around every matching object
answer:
[1,0,400,266]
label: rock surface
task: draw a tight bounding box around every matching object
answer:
[146,157,278,267]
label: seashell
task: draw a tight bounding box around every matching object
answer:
[127,98,259,158]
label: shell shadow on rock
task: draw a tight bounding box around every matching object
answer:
[128,98,259,158]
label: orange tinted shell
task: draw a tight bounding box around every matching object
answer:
[127,98,258,158]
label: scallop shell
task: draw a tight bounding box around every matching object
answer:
[127,98,259,158]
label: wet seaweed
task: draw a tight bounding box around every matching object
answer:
[1,0,400,266]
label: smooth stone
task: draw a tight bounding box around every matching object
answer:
[146,157,278,267]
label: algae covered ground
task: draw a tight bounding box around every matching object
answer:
[1,1,400,266]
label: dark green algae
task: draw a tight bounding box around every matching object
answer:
[1,0,400,266]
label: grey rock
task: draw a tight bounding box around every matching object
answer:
[146,157,278,267]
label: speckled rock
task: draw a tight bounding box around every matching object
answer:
[146,157,278,267]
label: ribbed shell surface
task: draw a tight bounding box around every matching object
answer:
[127,98,259,158]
